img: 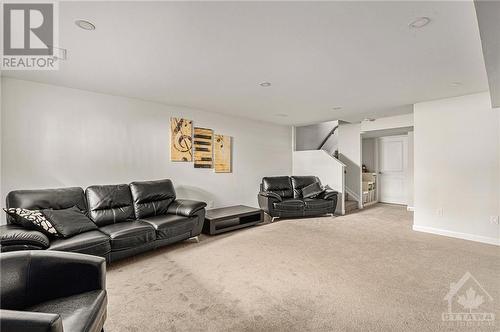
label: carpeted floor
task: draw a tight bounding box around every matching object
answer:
[105,204,500,332]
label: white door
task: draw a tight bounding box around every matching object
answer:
[378,135,408,205]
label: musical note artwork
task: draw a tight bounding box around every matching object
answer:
[193,127,213,168]
[170,117,193,161]
[214,134,232,173]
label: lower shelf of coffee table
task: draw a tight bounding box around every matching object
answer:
[202,205,264,235]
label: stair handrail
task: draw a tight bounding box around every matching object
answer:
[317,125,339,150]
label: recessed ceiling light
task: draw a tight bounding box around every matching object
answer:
[451,82,462,87]
[259,82,272,87]
[409,17,431,29]
[274,113,288,117]
[332,106,342,111]
[75,20,95,31]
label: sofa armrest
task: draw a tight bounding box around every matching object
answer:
[1,251,106,310]
[167,199,207,217]
[29,251,106,301]
[0,225,49,252]
[258,191,282,202]
[1,251,106,307]
[318,190,338,200]
[0,310,63,332]
[258,192,281,216]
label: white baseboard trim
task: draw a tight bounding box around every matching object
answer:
[412,225,500,246]
[407,206,415,212]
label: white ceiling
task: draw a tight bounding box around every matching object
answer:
[3,1,489,125]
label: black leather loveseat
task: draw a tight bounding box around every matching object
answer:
[258,176,338,219]
[1,250,107,332]
[0,179,206,262]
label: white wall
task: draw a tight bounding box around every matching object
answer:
[361,138,376,173]
[338,122,361,201]
[1,78,292,213]
[361,113,413,132]
[413,92,500,245]
[295,120,338,154]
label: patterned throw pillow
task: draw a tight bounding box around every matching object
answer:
[3,208,59,237]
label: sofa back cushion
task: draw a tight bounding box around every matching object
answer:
[6,187,87,224]
[261,176,293,199]
[85,184,134,226]
[291,176,321,198]
[129,179,176,219]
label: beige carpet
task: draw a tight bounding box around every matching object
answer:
[105,204,500,332]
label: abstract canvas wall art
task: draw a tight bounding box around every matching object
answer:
[214,134,232,173]
[193,127,213,168]
[170,117,193,161]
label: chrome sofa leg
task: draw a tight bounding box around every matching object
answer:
[188,236,199,243]
[271,217,277,222]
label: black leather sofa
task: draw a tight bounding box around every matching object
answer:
[1,250,107,332]
[258,176,338,219]
[0,179,206,262]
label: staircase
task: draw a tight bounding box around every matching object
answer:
[321,124,361,214]
[294,121,350,214]
[344,193,359,214]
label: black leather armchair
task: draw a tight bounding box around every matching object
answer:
[1,250,107,332]
[258,176,338,219]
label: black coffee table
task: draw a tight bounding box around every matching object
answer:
[202,205,264,235]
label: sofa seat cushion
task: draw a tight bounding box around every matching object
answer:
[303,198,335,210]
[48,230,111,257]
[27,289,106,332]
[140,214,195,240]
[273,199,305,211]
[98,221,155,251]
